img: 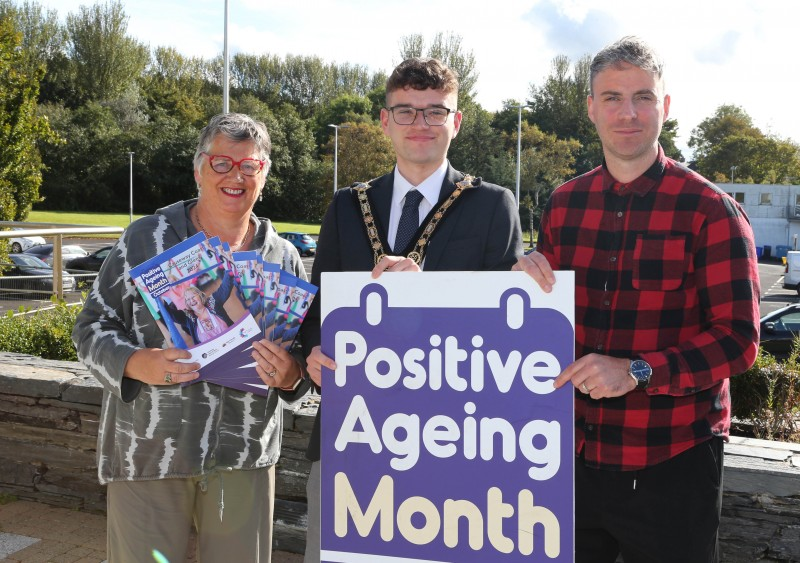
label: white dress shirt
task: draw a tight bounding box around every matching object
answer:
[387,160,449,254]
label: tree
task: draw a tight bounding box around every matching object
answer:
[0,1,76,106]
[0,0,65,83]
[516,122,580,233]
[0,15,56,221]
[689,104,800,183]
[688,104,761,163]
[65,0,149,104]
[448,96,509,184]
[40,100,125,211]
[142,47,210,126]
[314,93,376,146]
[697,135,800,185]
[230,96,327,221]
[658,118,684,162]
[324,121,395,189]
[230,52,283,107]
[398,32,479,101]
[528,54,600,173]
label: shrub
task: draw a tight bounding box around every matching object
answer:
[0,298,80,361]
[731,343,800,441]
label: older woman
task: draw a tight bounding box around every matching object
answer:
[72,113,309,563]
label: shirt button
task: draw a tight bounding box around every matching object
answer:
[617,211,623,218]
[596,344,603,351]
[586,424,595,432]
[610,256,617,262]
[603,300,610,306]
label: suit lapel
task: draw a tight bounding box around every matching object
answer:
[423,165,467,270]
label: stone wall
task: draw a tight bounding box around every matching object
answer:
[0,352,798,560]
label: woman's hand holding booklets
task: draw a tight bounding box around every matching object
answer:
[130,233,316,396]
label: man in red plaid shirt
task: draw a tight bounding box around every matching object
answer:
[515,36,760,563]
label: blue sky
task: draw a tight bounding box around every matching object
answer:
[46,0,800,159]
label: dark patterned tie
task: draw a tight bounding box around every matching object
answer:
[393,189,424,255]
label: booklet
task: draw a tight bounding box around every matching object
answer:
[279,279,318,349]
[269,271,297,345]
[130,233,267,396]
[130,233,318,396]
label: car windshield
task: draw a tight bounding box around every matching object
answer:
[11,254,50,268]
[63,245,87,255]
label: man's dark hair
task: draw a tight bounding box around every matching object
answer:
[385,57,459,104]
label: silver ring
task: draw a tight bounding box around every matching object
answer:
[581,383,589,393]
[164,372,173,384]
[266,370,277,378]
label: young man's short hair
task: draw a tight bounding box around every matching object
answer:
[385,58,459,104]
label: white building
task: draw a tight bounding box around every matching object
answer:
[719,183,800,259]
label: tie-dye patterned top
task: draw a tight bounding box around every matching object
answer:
[72,200,308,484]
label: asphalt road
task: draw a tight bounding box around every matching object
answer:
[2,237,791,320]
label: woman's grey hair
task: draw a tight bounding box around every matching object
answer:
[590,36,664,96]
[193,112,272,171]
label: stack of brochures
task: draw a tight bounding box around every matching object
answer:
[130,232,317,396]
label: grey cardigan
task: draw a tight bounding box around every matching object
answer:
[72,200,308,484]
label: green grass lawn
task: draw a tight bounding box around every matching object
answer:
[26,211,530,244]
[27,211,321,236]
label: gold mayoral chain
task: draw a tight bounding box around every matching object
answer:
[354,175,479,265]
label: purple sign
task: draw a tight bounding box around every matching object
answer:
[321,272,575,562]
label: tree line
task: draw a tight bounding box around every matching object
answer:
[1,0,798,232]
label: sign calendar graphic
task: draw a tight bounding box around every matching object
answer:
[320,272,575,563]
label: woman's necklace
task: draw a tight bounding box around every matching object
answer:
[193,206,252,251]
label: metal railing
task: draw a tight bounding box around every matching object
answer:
[0,222,123,300]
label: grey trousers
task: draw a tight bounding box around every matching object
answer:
[107,465,275,563]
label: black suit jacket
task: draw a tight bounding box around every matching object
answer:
[300,164,523,460]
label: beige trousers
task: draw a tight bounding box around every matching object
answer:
[107,465,275,563]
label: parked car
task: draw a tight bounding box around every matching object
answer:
[8,227,45,254]
[24,243,88,268]
[278,232,317,256]
[760,304,800,358]
[66,245,113,272]
[0,253,76,295]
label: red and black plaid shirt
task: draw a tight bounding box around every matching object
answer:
[538,146,760,471]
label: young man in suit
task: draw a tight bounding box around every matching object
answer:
[299,57,523,563]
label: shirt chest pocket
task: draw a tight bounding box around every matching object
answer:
[632,235,688,291]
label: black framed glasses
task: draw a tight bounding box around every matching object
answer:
[202,152,265,176]
[387,106,455,126]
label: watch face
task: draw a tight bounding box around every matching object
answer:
[630,359,652,387]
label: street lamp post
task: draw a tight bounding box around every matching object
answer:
[505,103,530,208]
[128,152,134,224]
[730,165,738,184]
[222,0,229,113]
[328,124,350,194]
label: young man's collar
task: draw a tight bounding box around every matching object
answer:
[392,160,449,207]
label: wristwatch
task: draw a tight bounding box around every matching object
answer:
[628,359,652,390]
